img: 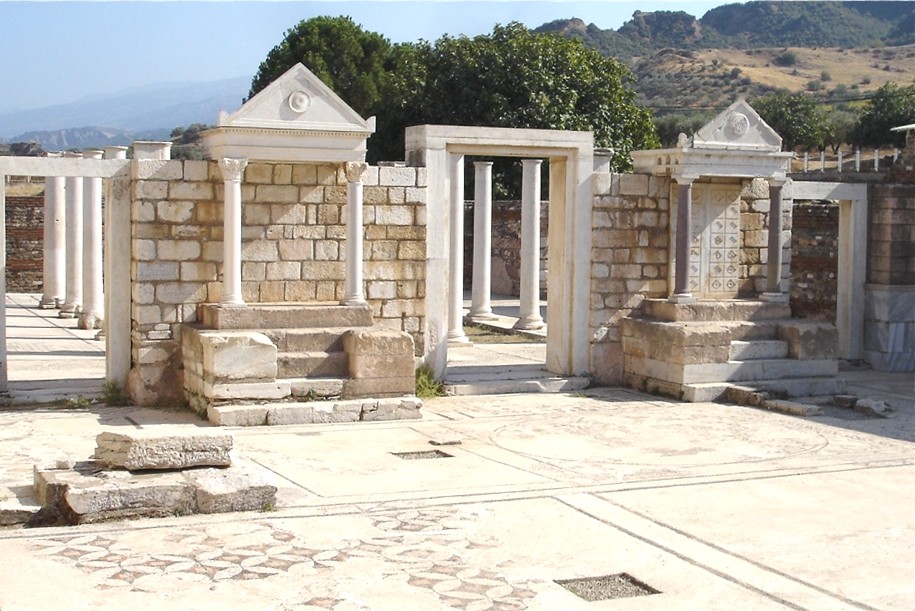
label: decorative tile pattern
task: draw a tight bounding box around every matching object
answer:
[689,185,741,297]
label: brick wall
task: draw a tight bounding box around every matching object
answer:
[5,195,44,292]
[590,173,671,384]
[790,202,838,322]
[129,159,427,403]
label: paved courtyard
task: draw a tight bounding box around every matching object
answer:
[0,293,913,610]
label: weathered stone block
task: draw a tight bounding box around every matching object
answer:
[777,321,838,360]
[619,174,649,196]
[94,429,233,470]
[198,330,277,381]
[184,464,276,514]
[361,398,423,421]
[207,404,268,427]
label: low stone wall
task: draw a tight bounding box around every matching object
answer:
[4,195,44,292]
[128,159,427,404]
[790,202,839,322]
[590,173,671,384]
[738,178,792,296]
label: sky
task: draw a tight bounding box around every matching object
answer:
[0,0,730,113]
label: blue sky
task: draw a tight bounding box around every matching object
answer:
[0,1,729,112]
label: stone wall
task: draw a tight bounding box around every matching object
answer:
[128,159,427,404]
[590,173,671,384]
[864,183,915,371]
[790,201,839,322]
[463,200,549,297]
[4,195,44,292]
[738,178,792,296]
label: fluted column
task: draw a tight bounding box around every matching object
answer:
[670,175,697,304]
[447,153,469,343]
[79,150,104,329]
[469,161,495,321]
[40,167,66,309]
[342,162,367,305]
[218,158,248,306]
[60,153,83,318]
[515,159,545,330]
[761,178,787,302]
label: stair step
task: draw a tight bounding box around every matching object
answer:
[199,302,373,330]
[265,327,350,352]
[444,376,590,396]
[750,376,847,398]
[207,397,423,427]
[277,351,348,378]
[642,298,791,322]
[682,358,838,384]
[286,377,346,399]
[729,340,789,361]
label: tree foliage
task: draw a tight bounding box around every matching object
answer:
[249,16,391,117]
[850,83,915,148]
[753,91,826,150]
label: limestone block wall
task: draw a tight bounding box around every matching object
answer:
[864,184,915,371]
[5,195,44,292]
[790,202,839,322]
[737,178,793,295]
[128,159,427,404]
[589,173,671,384]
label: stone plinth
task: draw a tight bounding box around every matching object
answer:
[94,429,233,470]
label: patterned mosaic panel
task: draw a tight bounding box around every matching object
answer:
[689,184,740,297]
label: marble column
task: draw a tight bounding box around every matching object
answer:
[79,150,104,329]
[515,159,545,330]
[342,162,368,305]
[218,158,248,306]
[669,175,697,304]
[447,153,469,343]
[60,153,83,318]
[762,179,787,301]
[40,169,66,309]
[469,161,495,321]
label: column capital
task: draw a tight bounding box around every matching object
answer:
[219,157,248,182]
[673,173,700,186]
[767,176,788,188]
[521,158,543,168]
[82,149,103,160]
[473,160,494,169]
[344,161,368,183]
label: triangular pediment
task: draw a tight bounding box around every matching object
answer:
[692,100,781,151]
[218,63,374,134]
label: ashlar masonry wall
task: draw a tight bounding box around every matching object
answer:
[129,159,427,404]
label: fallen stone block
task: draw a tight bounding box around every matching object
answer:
[63,471,196,524]
[184,464,277,514]
[834,394,858,409]
[763,399,824,417]
[361,398,423,422]
[94,428,233,470]
[854,397,892,418]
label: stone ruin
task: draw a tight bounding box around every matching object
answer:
[29,427,276,526]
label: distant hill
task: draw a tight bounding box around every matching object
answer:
[4,126,172,151]
[535,1,914,59]
[0,76,249,146]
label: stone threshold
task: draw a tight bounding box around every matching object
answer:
[207,396,423,426]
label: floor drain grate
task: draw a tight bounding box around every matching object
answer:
[391,450,453,460]
[555,573,659,601]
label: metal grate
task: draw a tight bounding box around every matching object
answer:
[391,450,453,460]
[555,573,659,601]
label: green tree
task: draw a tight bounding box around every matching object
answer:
[374,23,658,171]
[850,83,915,148]
[823,109,858,153]
[249,16,391,118]
[753,91,826,150]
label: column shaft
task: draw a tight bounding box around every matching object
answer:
[447,154,469,343]
[515,159,545,330]
[60,170,83,318]
[342,162,367,305]
[669,178,696,303]
[764,181,785,298]
[40,175,66,308]
[469,161,495,321]
[219,158,248,306]
[79,150,104,329]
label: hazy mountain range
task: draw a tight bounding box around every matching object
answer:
[0,76,249,149]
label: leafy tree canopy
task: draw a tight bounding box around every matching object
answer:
[249,16,391,118]
[850,83,915,148]
[752,91,826,151]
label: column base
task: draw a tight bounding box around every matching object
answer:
[59,304,80,319]
[340,296,368,306]
[39,296,60,309]
[667,293,696,304]
[78,312,103,330]
[467,311,498,323]
[447,331,472,345]
[760,292,788,303]
[513,316,545,331]
[218,299,247,308]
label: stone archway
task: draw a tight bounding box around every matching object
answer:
[405,125,594,378]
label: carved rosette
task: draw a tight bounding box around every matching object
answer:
[219,157,248,182]
[345,161,368,183]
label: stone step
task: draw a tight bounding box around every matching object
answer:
[749,376,847,397]
[683,376,846,404]
[642,298,791,322]
[729,340,789,361]
[265,327,350,353]
[277,351,348,378]
[680,358,838,385]
[287,377,346,399]
[207,397,423,426]
[199,302,373,330]
[444,376,590,396]
[0,494,41,527]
